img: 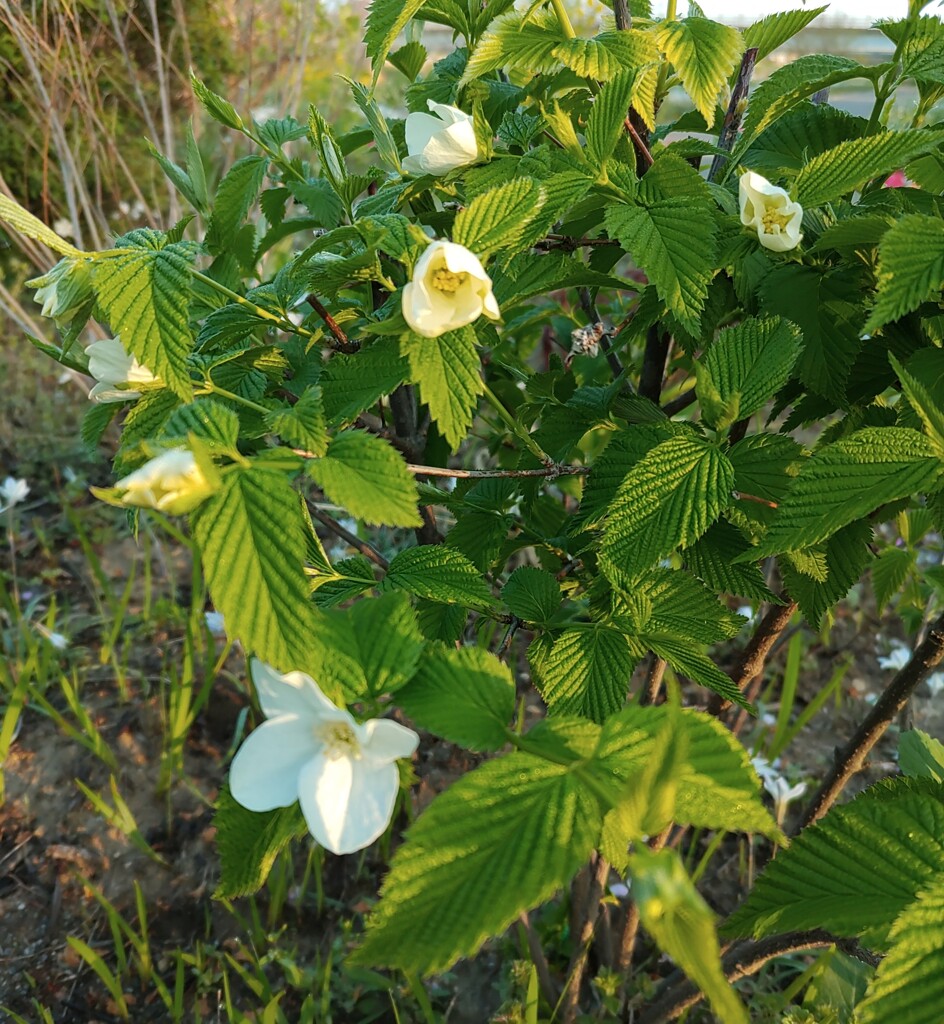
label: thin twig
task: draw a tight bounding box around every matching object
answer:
[707,47,758,183]
[518,911,559,1008]
[615,825,671,980]
[639,326,670,403]
[534,234,620,252]
[639,654,667,706]
[624,116,655,168]
[498,617,523,660]
[307,293,360,353]
[306,502,389,571]
[404,463,588,480]
[798,609,944,830]
[578,287,625,379]
[561,855,611,1024]
[661,387,697,417]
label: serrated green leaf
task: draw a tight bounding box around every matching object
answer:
[306,430,421,528]
[750,428,943,557]
[744,104,867,177]
[402,327,483,451]
[867,214,944,332]
[389,41,427,82]
[0,194,83,257]
[725,776,944,948]
[859,873,944,1024]
[502,566,561,625]
[685,522,777,603]
[214,785,308,898]
[630,848,749,1024]
[492,251,623,306]
[497,111,544,151]
[397,645,515,751]
[872,545,916,613]
[347,78,402,172]
[353,749,605,974]
[81,403,119,454]
[586,72,636,170]
[365,0,428,87]
[656,18,742,128]
[190,73,244,131]
[452,178,544,256]
[600,434,734,582]
[266,386,329,455]
[161,398,239,448]
[742,6,828,63]
[205,155,267,253]
[530,625,640,722]
[635,568,747,644]
[899,729,944,783]
[385,545,494,611]
[321,338,409,426]
[605,199,717,336]
[644,633,753,711]
[795,130,944,208]
[192,468,316,670]
[94,244,195,400]
[698,316,801,430]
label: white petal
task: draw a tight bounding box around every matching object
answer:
[405,112,445,157]
[87,339,133,385]
[440,241,489,279]
[426,101,472,127]
[298,753,400,855]
[88,381,141,403]
[401,153,428,176]
[250,659,347,723]
[417,121,478,175]
[361,718,419,764]
[229,717,316,811]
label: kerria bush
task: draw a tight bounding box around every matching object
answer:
[5,0,944,1019]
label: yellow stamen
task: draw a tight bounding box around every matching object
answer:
[432,268,467,294]
[762,207,793,233]
[318,721,361,760]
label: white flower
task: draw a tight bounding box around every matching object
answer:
[878,642,910,671]
[739,171,803,252]
[115,450,215,515]
[34,623,69,650]
[230,661,419,855]
[402,240,501,339]
[86,338,159,403]
[403,101,479,176]
[927,672,944,698]
[28,257,93,321]
[0,477,30,511]
[204,611,226,638]
[763,774,807,825]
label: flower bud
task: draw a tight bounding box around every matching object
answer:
[115,450,215,515]
[86,338,160,403]
[27,257,94,322]
[739,171,803,252]
[403,101,480,176]
[402,240,501,339]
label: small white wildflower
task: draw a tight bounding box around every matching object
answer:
[204,611,226,638]
[0,477,30,511]
[403,101,479,176]
[764,774,807,826]
[878,643,910,671]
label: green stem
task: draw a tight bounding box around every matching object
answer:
[190,269,315,339]
[549,0,577,39]
[199,380,271,416]
[481,382,553,466]
[654,0,678,106]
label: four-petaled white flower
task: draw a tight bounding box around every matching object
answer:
[0,476,30,511]
[763,774,807,826]
[86,338,160,403]
[115,450,215,515]
[739,171,803,252]
[403,101,479,177]
[230,661,419,855]
[403,240,501,339]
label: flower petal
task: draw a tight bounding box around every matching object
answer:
[229,717,315,811]
[297,753,401,854]
[250,659,348,723]
[440,241,489,278]
[405,112,445,156]
[360,718,419,764]
[426,100,471,126]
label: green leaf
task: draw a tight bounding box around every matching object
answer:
[452,178,545,257]
[397,645,515,751]
[742,6,828,63]
[492,251,625,306]
[630,848,749,1024]
[899,729,944,783]
[388,40,427,82]
[502,566,561,625]
[724,777,944,949]
[385,545,494,611]
[891,351,944,453]
[697,316,802,430]
[605,199,717,336]
[684,522,778,603]
[867,214,944,332]
[794,130,944,208]
[322,338,409,426]
[81,403,119,453]
[871,545,915,613]
[497,111,545,151]
[750,428,943,556]
[586,72,635,170]
[643,633,753,711]
[214,785,308,898]
[205,155,267,253]
[655,18,743,128]
[94,244,196,400]
[347,78,402,172]
[306,430,421,528]
[161,398,239,448]
[530,625,640,722]
[266,386,329,456]
[859,873,944,1024]
[401,327,483,451]
[600,434,734,582]
[192,467,316,670]
[365,0,427,87]
[353,750,605,974]
[0,194,83,257]
[190,73,244,132]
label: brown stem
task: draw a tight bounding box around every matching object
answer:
[561,855,611,1023]
[307,293,359,353]
[637,931,877,1024]
[615,826,671,979]
[306,502,389,571]
[798,609,944,830]
[707,47,759,183]
[706,601,797,717]
[624,116,655,169]
[534,234,621,251]
[518,911,560,1009]
[613,0,631,30]
[661,387,697,417]
[639,327,669,403]
[497,617,522,660]
[639,654,667,706]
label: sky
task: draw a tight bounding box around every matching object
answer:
[649,1,943,24]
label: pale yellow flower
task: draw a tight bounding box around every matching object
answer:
[739,171,803,252]
[403,101,480,176]
[115,450,215,515]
